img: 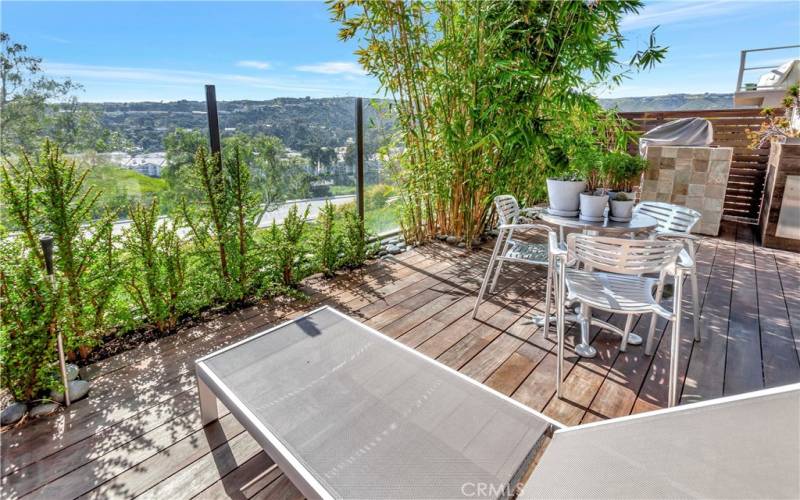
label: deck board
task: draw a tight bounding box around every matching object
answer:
[3,222,799,500]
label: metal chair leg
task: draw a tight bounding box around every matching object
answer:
[543,256,553,339]
[690,269,701,342]
[645,280,665,356]
[472,234,503,319]
[556,257,566,399]
[687,244,701,342]
[620,314,635,352]
[575,303,596,358]
[669,271,685,407]
[489,258,505,294]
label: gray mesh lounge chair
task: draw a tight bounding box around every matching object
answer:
[521,383,800,499]
[196,306,559,500]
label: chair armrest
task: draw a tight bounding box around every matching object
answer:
[498,223,552,232]
[677,251,695,272]
[548,232,566,258]
[656,231,700,242]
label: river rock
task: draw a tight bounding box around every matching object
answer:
[51,380,90,404]
[66,363,80,382]
[1,402,26,426]
[386,244,402,255]
[445,236,459,245]
[29,403,59,419]
[436,234,447,241]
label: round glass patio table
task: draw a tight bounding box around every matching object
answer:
[536,210,659,358]
[538,210,659,240]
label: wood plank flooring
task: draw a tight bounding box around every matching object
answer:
[2,222,799,499]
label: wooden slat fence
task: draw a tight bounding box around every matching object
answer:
[621,108,778,222]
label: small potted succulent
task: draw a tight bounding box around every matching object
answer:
[605,152,647,221]
[572,149,608,221]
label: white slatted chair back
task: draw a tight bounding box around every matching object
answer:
[567,234,683,276]
[634,201,701,235]
[494,195,521,226]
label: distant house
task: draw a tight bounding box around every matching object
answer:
[124,152,167,178]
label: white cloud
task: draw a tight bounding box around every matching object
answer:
[621,0,755,31]
[294,61,366,76]
[236,60,271,70]
[43,62,337,94]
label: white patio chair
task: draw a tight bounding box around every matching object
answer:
[633,201,702,355]
[472,195,555,336]
[550,233,689,407]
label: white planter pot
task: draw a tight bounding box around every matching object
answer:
[579,193,608,220]
[610,199,635,220]
[547,179,587,212]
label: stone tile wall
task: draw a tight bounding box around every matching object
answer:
[640,146,733,235]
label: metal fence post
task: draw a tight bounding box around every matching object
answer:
[205,84,222,168]
[355,97,365,224]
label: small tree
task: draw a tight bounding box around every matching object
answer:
[268,204,310,286]
[123,199,187,332]
[1,140,117,356]
[314,200,342,277]
[180,145,264,302]
[0,233,61,401]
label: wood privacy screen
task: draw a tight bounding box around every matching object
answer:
[621,108,777,222]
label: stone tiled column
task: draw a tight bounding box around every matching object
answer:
[640,146,733,235]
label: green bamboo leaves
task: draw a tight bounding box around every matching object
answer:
[331,0,665,245]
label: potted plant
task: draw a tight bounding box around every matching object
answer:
[546,172,586,216]
[605,152,647,221]
[746,84,800,148]
[572,149,608,221]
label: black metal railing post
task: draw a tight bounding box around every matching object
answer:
[205,84,222,167]
[355,97,365,224]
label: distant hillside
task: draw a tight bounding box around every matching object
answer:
[77,97,393,153]
[599,93,736,112]
[77,93,739,154]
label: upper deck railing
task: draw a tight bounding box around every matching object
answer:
[735,45,800,93]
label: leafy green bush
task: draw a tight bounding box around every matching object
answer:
[123,199,187,332]
[0,234,61,401]
[314,200,342,277]
[0,140,376,402]
[180,145,265,303]
[268,204,310,286]
[365,184,393,210]
[1,140,118,355]
[341,206,376,267]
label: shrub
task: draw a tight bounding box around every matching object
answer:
[1,140,118,356]
[341,206,375,267]
[365,184,393,210]
[268,204,310,286]
[123,198,187,332]
[314,200,342,277]
[0,235,61,402]
[180,145,265,302]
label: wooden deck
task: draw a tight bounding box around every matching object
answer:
[3,222,799,499]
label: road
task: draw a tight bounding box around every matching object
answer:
[110,195,356,236]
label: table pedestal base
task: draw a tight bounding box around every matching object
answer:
[534,313,643,359]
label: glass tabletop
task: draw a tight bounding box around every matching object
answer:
[538,210,658,234]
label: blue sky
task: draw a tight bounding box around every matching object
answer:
[2,0,798,102]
